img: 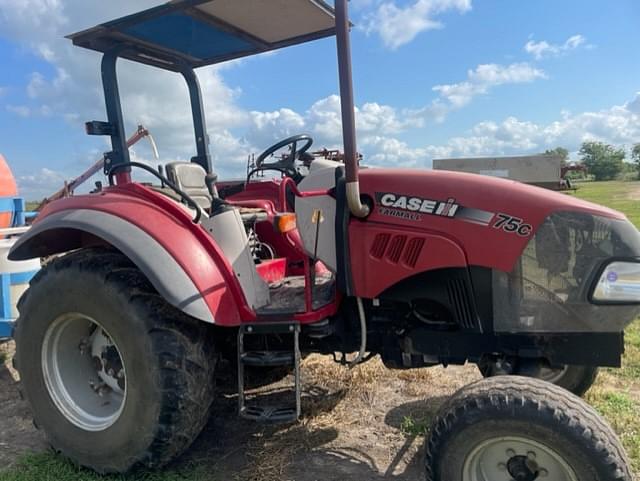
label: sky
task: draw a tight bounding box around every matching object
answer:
[0,0,639,199]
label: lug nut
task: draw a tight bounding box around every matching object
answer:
[506,448,516,458]
[497,462,507,471]
[539,468,548,477]
[527,451,536,460]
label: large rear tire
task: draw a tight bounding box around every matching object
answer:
[14,248,216,473]
[478,358,598,396]
[425,376,632,481]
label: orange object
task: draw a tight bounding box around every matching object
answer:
[0,154,18,230]
[275,213,297,233]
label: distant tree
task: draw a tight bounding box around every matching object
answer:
[633,143,640,180]
[578,141,625,181]
[545,147,570,166]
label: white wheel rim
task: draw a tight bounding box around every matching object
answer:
[41,313,127,431]
[463,436,579,481]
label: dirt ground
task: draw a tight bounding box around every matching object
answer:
[0,344,48,469]
[0,341,481,480]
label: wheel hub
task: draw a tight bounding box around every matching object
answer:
[463,436,577,481]
[42,314,127,432]
[91,329,125,393]
[507,455,539,481]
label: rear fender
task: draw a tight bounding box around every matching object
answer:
[9,184,252,325]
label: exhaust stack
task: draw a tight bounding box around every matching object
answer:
[335,0,369,218]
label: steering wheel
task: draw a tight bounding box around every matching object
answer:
[255,134,313,178]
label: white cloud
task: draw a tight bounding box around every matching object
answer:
[0,86,7,97]
[423,62,546,118]
[525,34,589,60]
[360,136,427,167]
[434,63,546,107]
[363,0,471,49]
[249,108,307,147]
[5,105,31,117]
[354,92,640,168]
[16,167,67,199]
[427,92,640,160]
[246,94,425,151]
[359,101,424,133]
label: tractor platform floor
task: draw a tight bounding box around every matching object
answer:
[257,274,335,315]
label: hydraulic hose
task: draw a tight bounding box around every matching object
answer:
[349,297,367,368]
[107,162,203,223]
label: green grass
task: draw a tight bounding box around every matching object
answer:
[399,415,430,437]
[587,389,640,474]
[570,180,640,226]
[0,454,212,481]
[25,201,40,212]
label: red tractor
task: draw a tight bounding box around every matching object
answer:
[9,1,638,479]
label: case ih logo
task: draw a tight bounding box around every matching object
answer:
[376,192,459,220]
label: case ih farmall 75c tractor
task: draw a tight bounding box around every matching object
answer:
[8,1,639,479]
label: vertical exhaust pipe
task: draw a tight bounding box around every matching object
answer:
[335,0,369,218]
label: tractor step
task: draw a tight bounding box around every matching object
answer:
[241,350,294,367]
[240,405,298,423]
[237,323,301,424]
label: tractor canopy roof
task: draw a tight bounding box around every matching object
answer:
[67,0,336,71]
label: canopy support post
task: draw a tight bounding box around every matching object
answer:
[335,0,369,218]
[101,49,130,181]
[181,66,212,174]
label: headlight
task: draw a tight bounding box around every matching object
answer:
[592,261,640,303]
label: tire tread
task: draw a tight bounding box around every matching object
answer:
[424,376,632,481]
[15,247,216,473]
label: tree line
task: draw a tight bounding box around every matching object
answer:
[545,142,640,181]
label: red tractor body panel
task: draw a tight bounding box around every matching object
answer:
[349,223,467,298]
[349,168,625,297]
[34,183,252,326]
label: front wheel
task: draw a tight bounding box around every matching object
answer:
[425,376,632,481]
[15,249,216,473]
[478,358,598,396]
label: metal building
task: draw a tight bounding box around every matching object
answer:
[433,154,563,189]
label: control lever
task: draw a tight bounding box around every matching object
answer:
[205,173,219,198]
[157,165,165,187]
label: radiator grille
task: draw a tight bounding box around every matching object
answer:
[447,278,476,329]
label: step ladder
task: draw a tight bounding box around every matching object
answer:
[237,322,301,423]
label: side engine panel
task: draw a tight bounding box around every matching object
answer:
[348,223,467,298]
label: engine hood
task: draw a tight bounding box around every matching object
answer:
[357,168,632,272]
[360,168,624,220]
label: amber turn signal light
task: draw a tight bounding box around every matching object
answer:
[275,213,297,233]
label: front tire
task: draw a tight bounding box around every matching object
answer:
[478,358,598,396]
[425,376,632,481]
[15,248,216,473]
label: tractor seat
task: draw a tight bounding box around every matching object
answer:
[164,162,267,224]
[165,162,216,210]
